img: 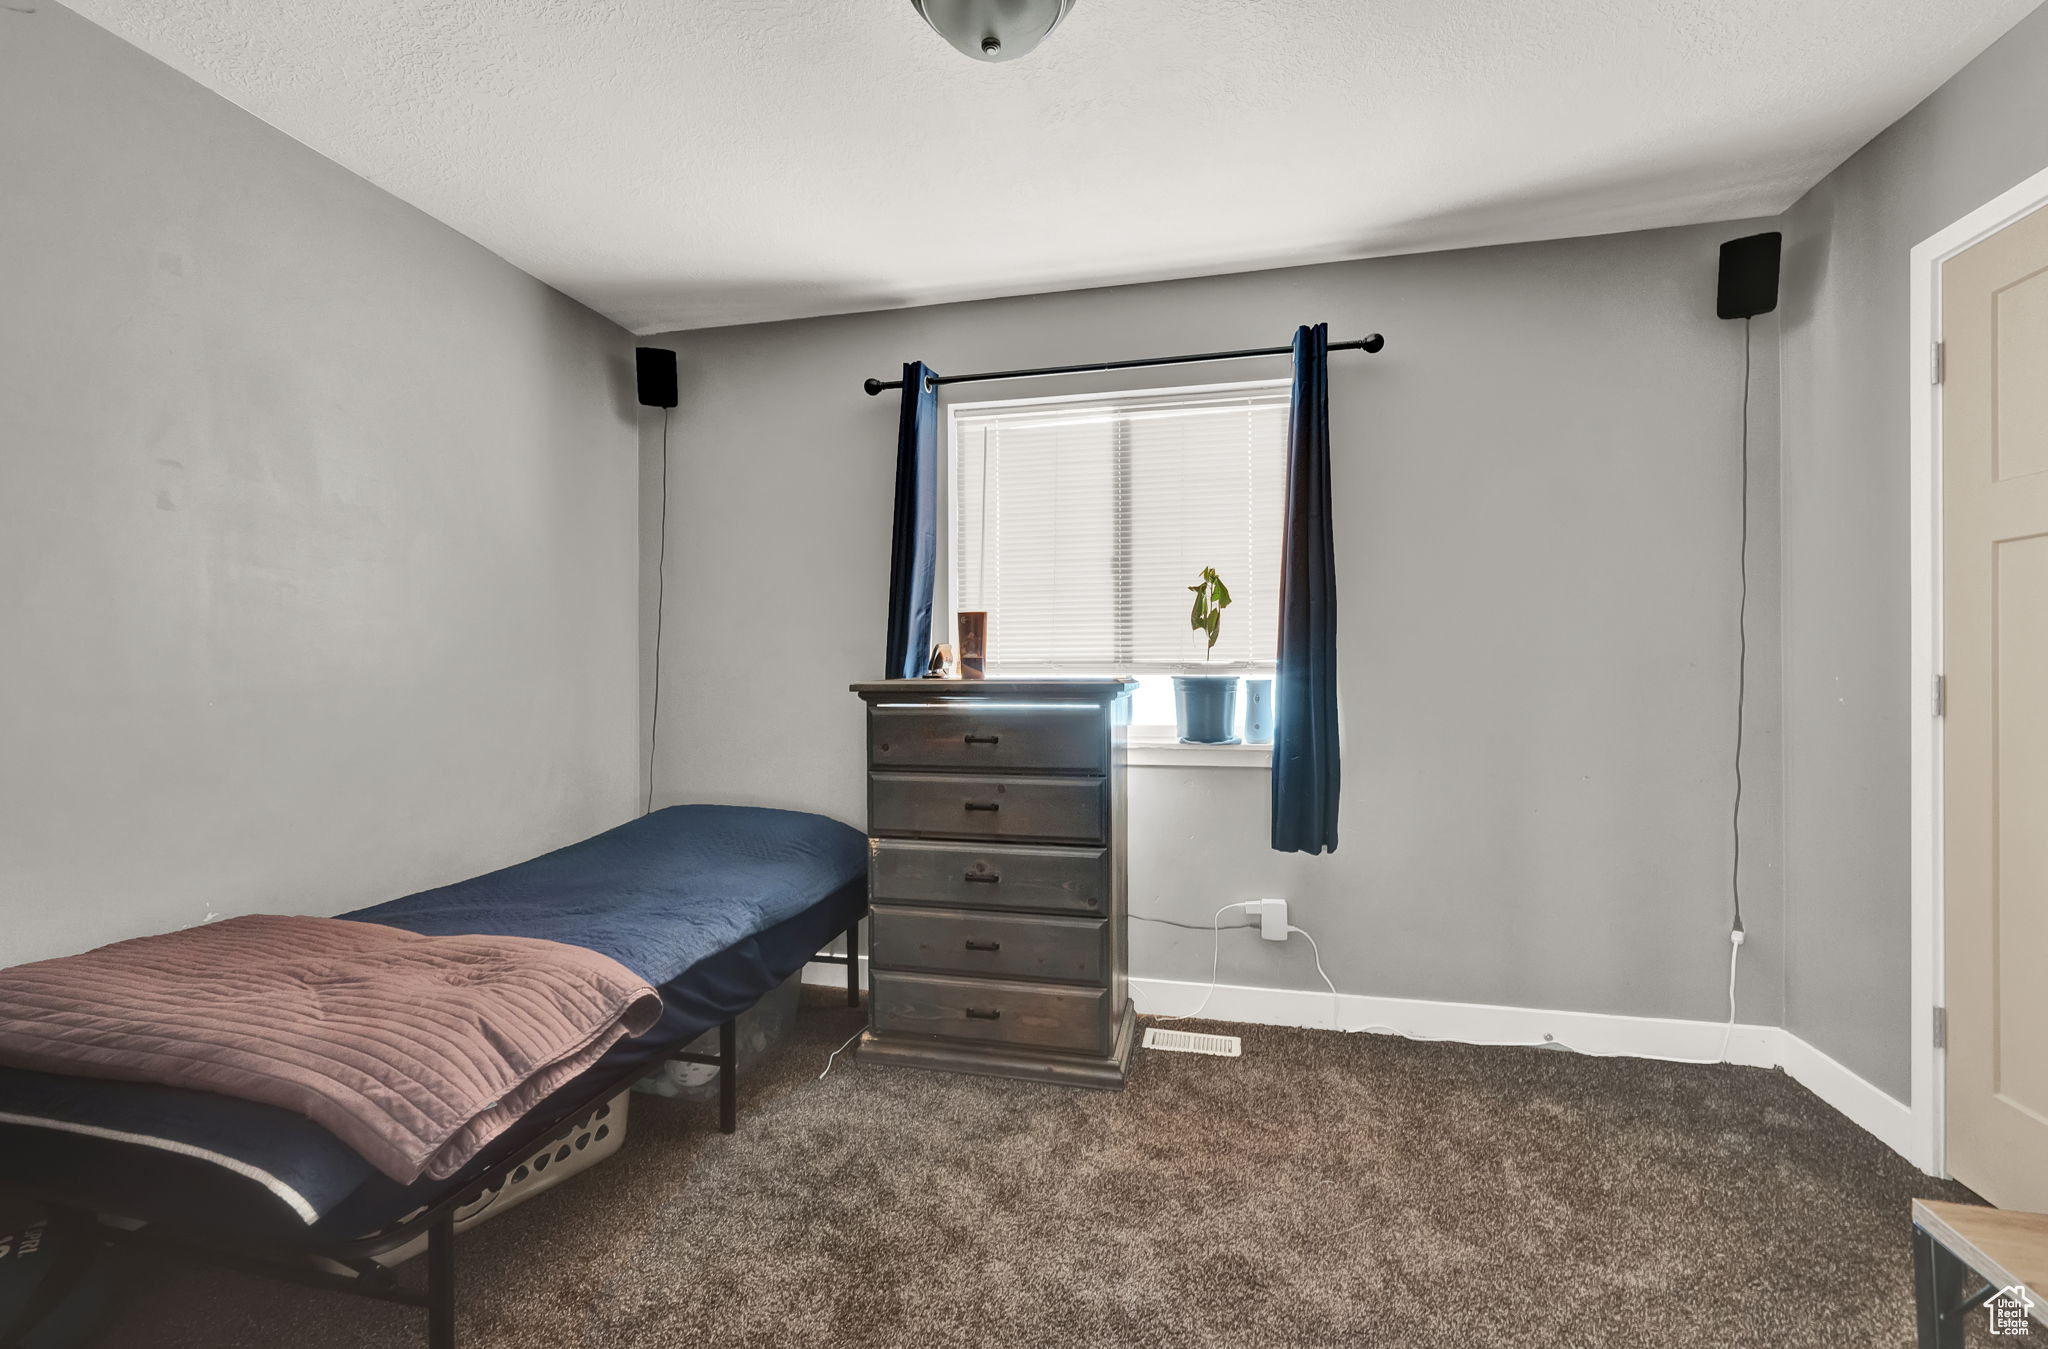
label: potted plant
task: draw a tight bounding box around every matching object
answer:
[1173,567,1240,743]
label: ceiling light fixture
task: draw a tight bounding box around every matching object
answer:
[910,0,1077,64]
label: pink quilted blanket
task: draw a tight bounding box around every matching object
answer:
[0,914,661,1184]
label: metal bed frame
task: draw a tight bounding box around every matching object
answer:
[1,917,862,1349]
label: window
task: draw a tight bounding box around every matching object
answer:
[948,381,1287,733]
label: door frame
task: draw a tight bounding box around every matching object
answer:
[1908,160,2048,1178]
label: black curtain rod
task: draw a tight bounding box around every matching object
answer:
[861,334,1385,396]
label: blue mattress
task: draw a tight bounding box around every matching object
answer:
[0,805,866,1242]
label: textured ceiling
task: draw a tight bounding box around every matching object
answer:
[62,0,2045,333]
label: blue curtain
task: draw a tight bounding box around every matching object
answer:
[1272,324,1340,854]
[884,361,939,680]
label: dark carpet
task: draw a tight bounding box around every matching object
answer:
[96,990,1984,1348]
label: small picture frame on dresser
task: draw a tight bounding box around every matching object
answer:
[849,676,1137,1089]
[955,611,988,679]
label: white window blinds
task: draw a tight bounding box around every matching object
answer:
[951,383,1288,673]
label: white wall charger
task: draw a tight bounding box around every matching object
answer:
[1251,897,1289,942]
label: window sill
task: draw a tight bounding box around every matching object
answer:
[1127,736,1272,769]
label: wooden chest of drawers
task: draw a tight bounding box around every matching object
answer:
[849,678,1137,1089]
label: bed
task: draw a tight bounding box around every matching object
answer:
[0,803,868,1349]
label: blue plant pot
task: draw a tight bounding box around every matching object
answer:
[1173,675,1240,744]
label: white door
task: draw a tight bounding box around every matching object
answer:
[1942,200,2048,1211]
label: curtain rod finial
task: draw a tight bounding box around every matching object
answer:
[863,378,886,396]
[1362,333,1385,353]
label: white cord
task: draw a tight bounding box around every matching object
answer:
[1289,925,1341,1030]
[818,1025,865,1080]
[1717,935,1742,1063]
[1150,902,1254,1022]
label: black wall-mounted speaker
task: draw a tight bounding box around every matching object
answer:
[1717,232,1782,320]
[635,347,678,409]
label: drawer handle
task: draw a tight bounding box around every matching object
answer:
[963,801,1001,813]
[964,1007,1002,1020]
[964,940,1002,952]
[963,734,1001,745]
[963,871,1001,884]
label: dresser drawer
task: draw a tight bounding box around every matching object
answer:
[869,773,1105,844]
[868,704,1105,774]
[870,840,1105,915]
[871,905,1107,985]
[870,972,1110,1056]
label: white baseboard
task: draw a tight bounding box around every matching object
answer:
[801,955,866,989]
[802,962,1916,1167]
[1773,1028,1918,1163]
[1130,975,1785,1067]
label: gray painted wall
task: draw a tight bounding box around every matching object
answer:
[642,222,1785,1026]
[0,6,641,964]
[1777,3,2048,1099]
[39,0,2038,1100]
